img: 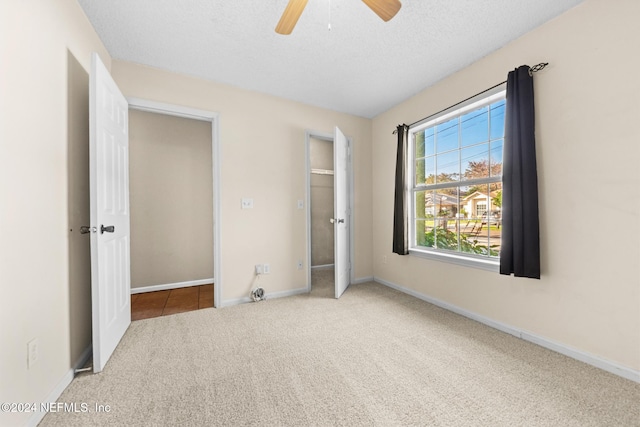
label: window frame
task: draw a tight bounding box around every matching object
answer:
[407,86,506,272]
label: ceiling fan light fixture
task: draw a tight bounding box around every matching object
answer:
[275,0,401,35]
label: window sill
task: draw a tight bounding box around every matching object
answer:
[409,248,499,272]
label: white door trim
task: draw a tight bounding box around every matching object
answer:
[127,97,222,308]
[304,130,355,293]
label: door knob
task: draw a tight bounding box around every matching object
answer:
[100,225,115,234]
[329,218,344,224]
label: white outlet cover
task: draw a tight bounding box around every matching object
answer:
[241,198,254,209]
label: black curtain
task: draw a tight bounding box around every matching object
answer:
[500,65,541,279]
[393,124,409,255]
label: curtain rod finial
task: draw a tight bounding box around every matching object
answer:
[529,62,549,76]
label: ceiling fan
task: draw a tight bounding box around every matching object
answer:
[275,0,402,35]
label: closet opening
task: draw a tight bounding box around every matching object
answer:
[309,135,335,297]
[305,128,354,299]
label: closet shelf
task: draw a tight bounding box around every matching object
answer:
[311,168,334,176]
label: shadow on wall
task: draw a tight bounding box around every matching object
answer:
[66,50,92,368]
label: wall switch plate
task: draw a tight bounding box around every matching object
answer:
[241,198,254,209]
[297,260,303,270]
[297,200,304,209]
[263,263,270,274]
[27,338,39,369]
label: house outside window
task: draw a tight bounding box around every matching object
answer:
[409,87,505,267]
[476,202,487,217]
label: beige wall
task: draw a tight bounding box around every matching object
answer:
[310,137,334,267]
[129,110,213,288]
[111,61,373,303]
[372,0,640,372]
[0,0,111,425]
[3,3,636,426]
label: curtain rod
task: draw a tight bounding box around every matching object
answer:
[393,62,549,134]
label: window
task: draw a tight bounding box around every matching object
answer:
[409,88,505,267]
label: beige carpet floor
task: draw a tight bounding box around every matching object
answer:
[41,270,640,426]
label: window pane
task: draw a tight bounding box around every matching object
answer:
[459,185,472,219]
[461,143,489,181]
[433,189,458,218]
[415,190,427,219]
[415,131,424,158]
[459,184,473,250]
[422,191,436,218]
[436,151,459,183]
[416,156,436,185]
[488,181,503,257]
[425,127,435,156]
[470,184,497,257]
[415,220,434,248]
[461,106,488,147]
[490,100,505,139]
[490,139,503,177]
[432,188,460,252]
[435,117,458,153]
[415,158,425,184]
[460,183,502,257]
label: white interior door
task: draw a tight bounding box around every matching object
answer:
[333,127,350,298]
[90,53,131,373]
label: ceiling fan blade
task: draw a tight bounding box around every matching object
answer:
[275,0,309,35]
[361,0,402,22]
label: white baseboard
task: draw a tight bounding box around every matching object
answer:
[131,278,214,294]
[374,277,640,383]
[352,276,374,285]
[27,344,93,427]
[311,264,334,270]
[221,287,308,307]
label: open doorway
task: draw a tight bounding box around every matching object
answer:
[309,136,335,297]
[128,109,212,319]
[127,99,221,318]
[305,129,354,298]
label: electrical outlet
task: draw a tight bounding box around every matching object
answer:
[297,260,303,270]
[263,263,270,274]
[241,198,254,209]
[255,264,263,275]
[27,338,39,369]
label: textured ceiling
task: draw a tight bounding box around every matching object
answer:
[77,0,584,118]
